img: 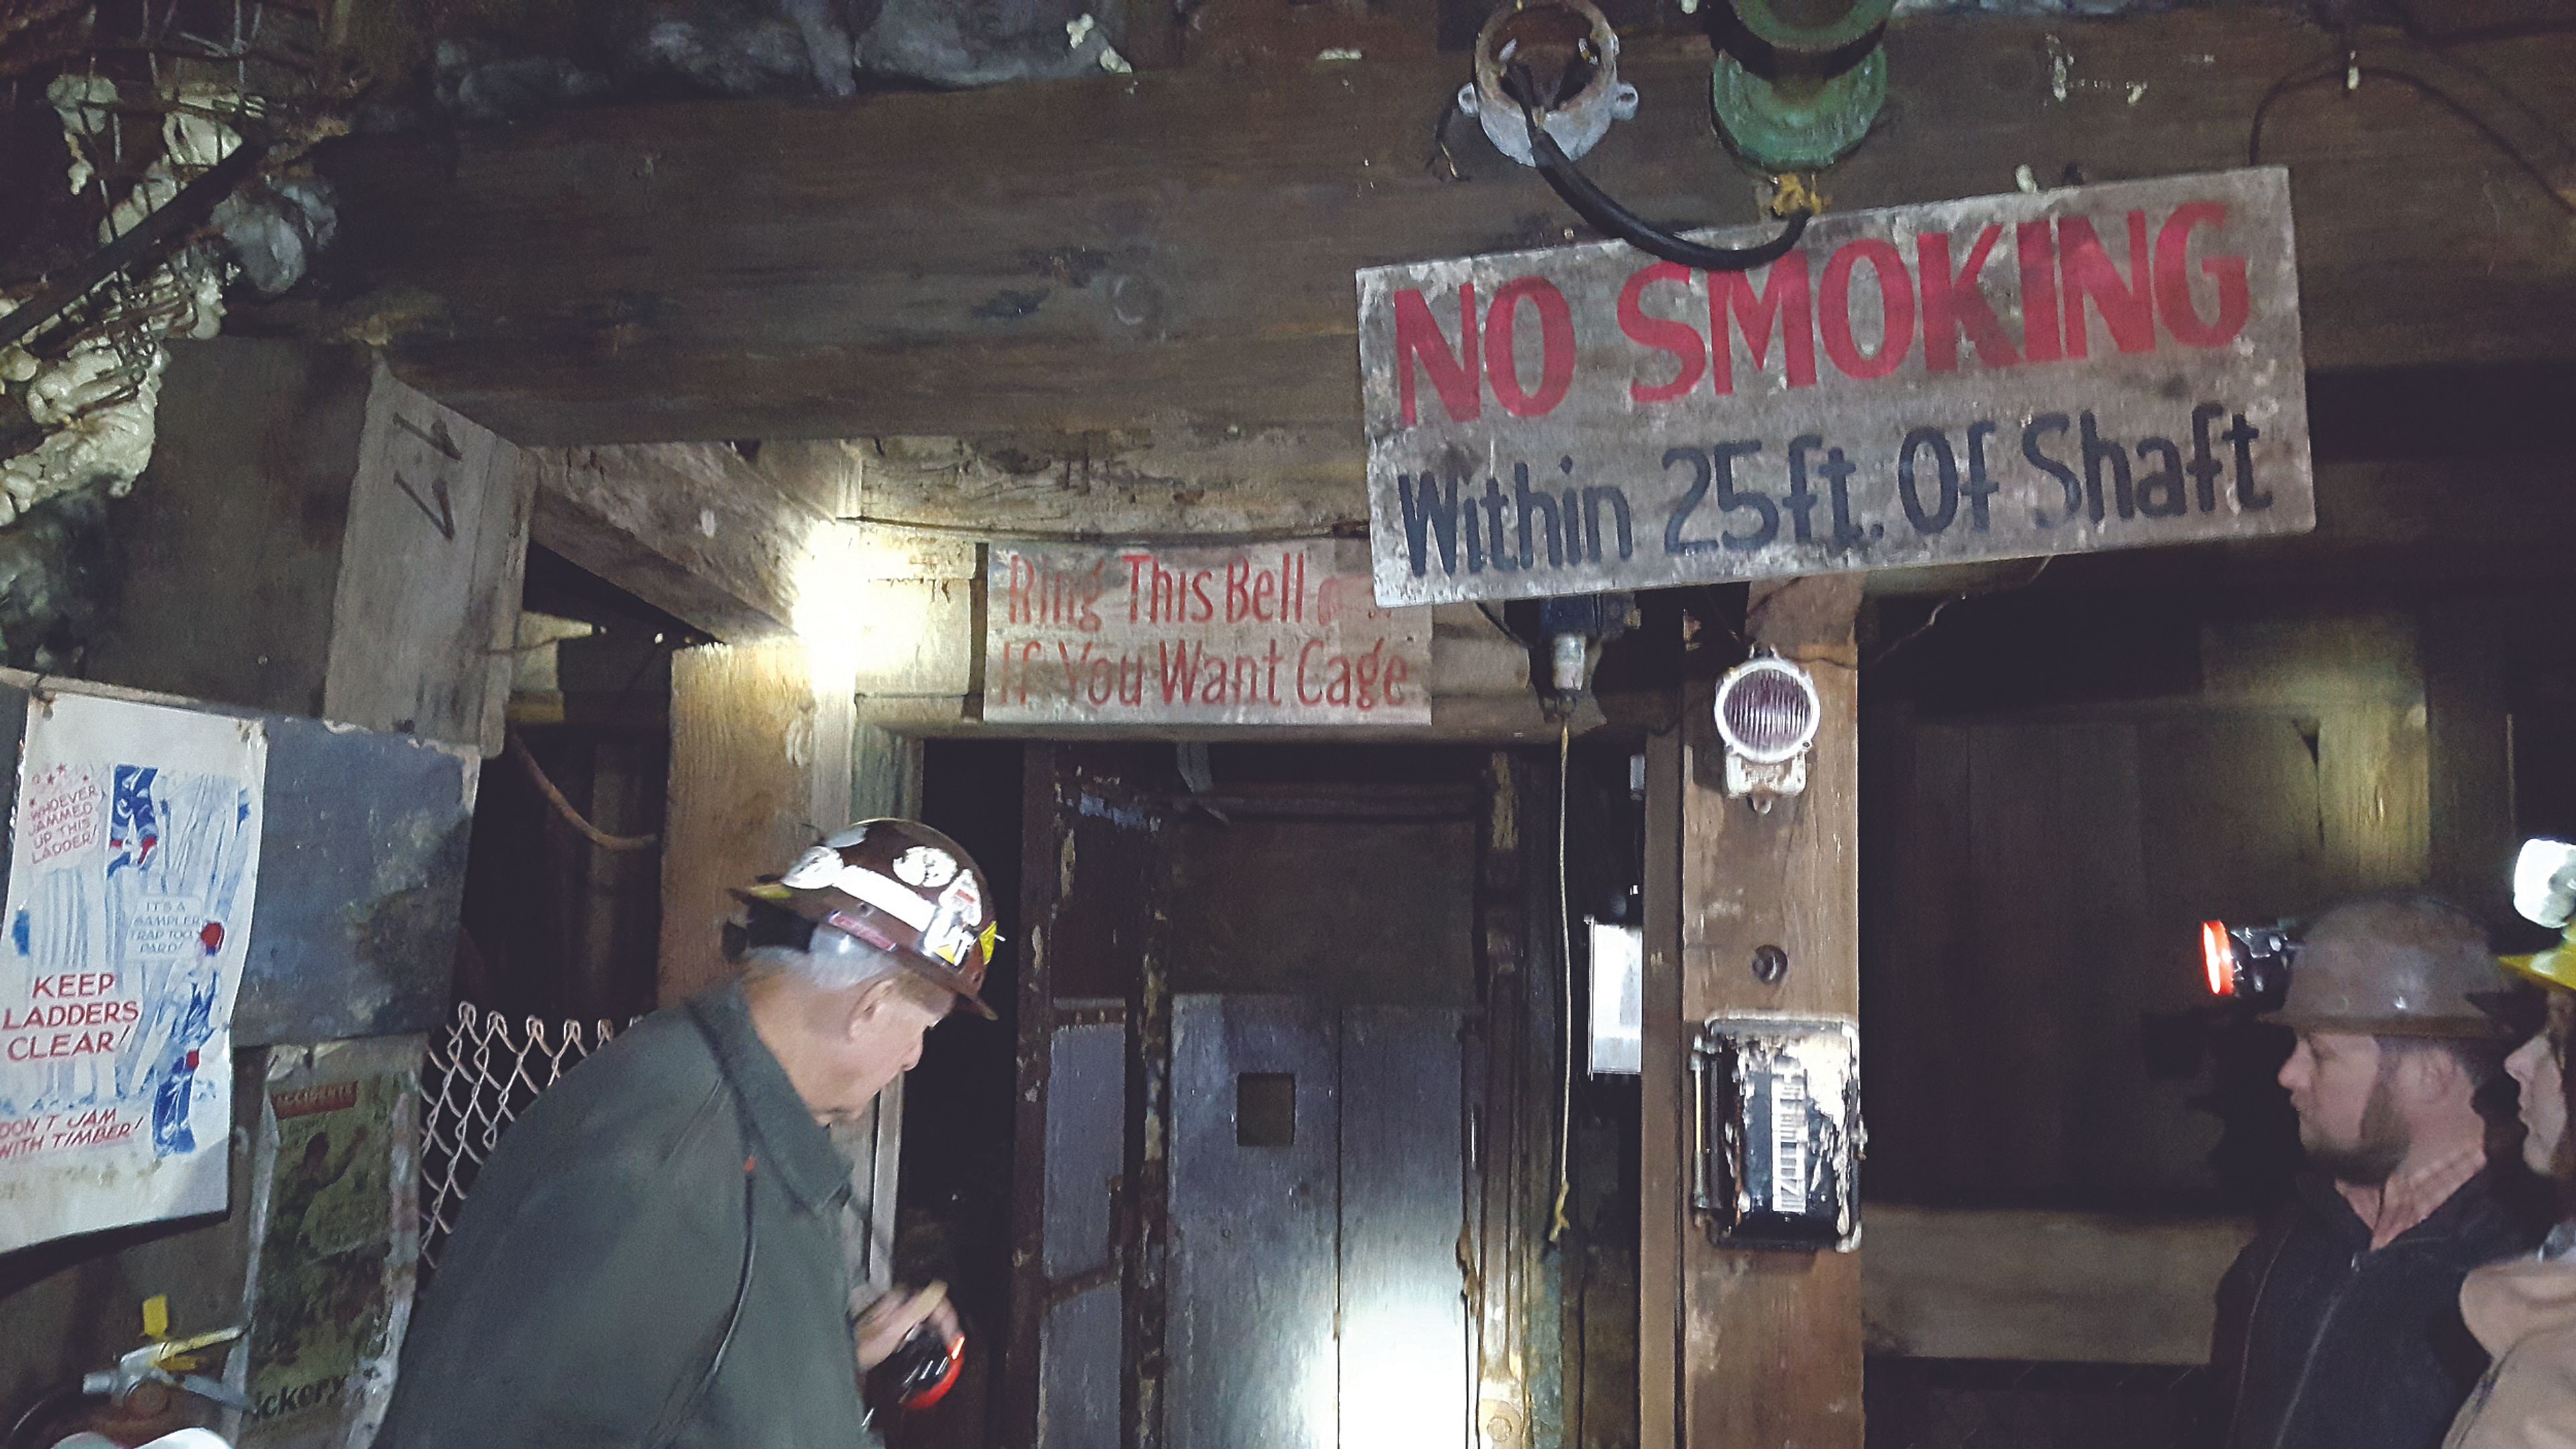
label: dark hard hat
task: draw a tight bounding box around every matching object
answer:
[731,819,999,1019]
[2275,894,2507,1039]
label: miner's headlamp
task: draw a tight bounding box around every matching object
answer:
[2200,918,2296,1010]
[2504,838,2576,994]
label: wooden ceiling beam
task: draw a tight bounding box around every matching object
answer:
[309,13,2576,447]
[523,441,824,640]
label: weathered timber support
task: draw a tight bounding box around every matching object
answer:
[1678,575,1866,1448]
[308,15,2576,445]
[522,443,824,642]
[1640,719,1686,1448]
[96,340,529,757]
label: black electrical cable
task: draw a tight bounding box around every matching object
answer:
[3,1383,95,1449]
[643,1155,756,1449]
[646,1028,763,1449]
[1508,74,1811,273]
[2247,59,2576,217]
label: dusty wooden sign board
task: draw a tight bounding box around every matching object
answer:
[1358,168,2315,605]
[983,539,1433,725]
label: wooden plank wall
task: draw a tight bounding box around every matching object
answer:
[1865,602,2439,1211]
[657,641,853,1004]
[1862,1208,2253,1366]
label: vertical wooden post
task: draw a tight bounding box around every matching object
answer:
[657,641,853,1004]
[845,718,922,1293]
[1639,720,1685,1449]
[1474,751,1534,1449]
[1678,576,1866,1449]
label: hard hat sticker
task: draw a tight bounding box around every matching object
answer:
[780,846,844,889]
[893,846,961,890]
[845,868,939,931]
[921,875,987,967]
[926,922,973,966]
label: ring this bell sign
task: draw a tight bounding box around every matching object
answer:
[1358,168,2314,605]
[983,540,1433,725]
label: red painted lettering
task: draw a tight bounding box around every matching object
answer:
[1393,284,1481,426]
[1486,278,1575,418]
[1295,639,1328,706]
[2017,220,2063,364]
[1006,553,1035,625]
[1819,238,1916,381]
[1617,262,1704,405]
[2153,201,2251,348]
[1709,257,1816,395]
[1122,554,1151,623]
[1916,223,2019,372]
[2059,211,2155,357]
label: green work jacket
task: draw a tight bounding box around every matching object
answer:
[374,983,881,1449]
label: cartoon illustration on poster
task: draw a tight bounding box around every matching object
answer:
[0,692,266,1253]
[239,1038,421,1449]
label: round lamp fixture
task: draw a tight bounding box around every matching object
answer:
[1713,655,1821,801]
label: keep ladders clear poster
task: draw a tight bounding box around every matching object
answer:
[0,692,266,1252]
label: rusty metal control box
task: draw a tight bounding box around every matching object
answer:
[1691,1014,1862,1252]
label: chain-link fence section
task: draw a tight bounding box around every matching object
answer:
[1866,1358,2214,1449]
[418,1003,627,1273]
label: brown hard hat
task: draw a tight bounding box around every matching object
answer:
[731,818,1000,1019]
[2274,893,2508,1039]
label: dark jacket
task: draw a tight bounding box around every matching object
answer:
[2214,1169,2543,1449]
[374,984,879,1449]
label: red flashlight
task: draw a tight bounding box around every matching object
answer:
[882,1322,965,1412]
[2201,920,2239,998]
[2199,918,2296,1008]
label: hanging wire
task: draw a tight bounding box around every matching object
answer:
[2247,54,2576,218]
[507,733,661,852]
[1864,555,2054,669]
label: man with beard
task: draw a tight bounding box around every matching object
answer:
[2212,894,2544,1449]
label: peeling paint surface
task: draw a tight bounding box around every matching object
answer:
[1358,168,2314,605]
[1696,1014,1863,1252]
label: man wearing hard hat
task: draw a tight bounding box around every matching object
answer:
[375,818,995,1449]
[2210,894,2545,1449]
[2441,840,2576,1448]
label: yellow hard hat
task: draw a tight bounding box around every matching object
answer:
[2505,841,2576,995]
[2502,926,2576,995]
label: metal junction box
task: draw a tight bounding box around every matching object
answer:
[1692,1013,1862,1252]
